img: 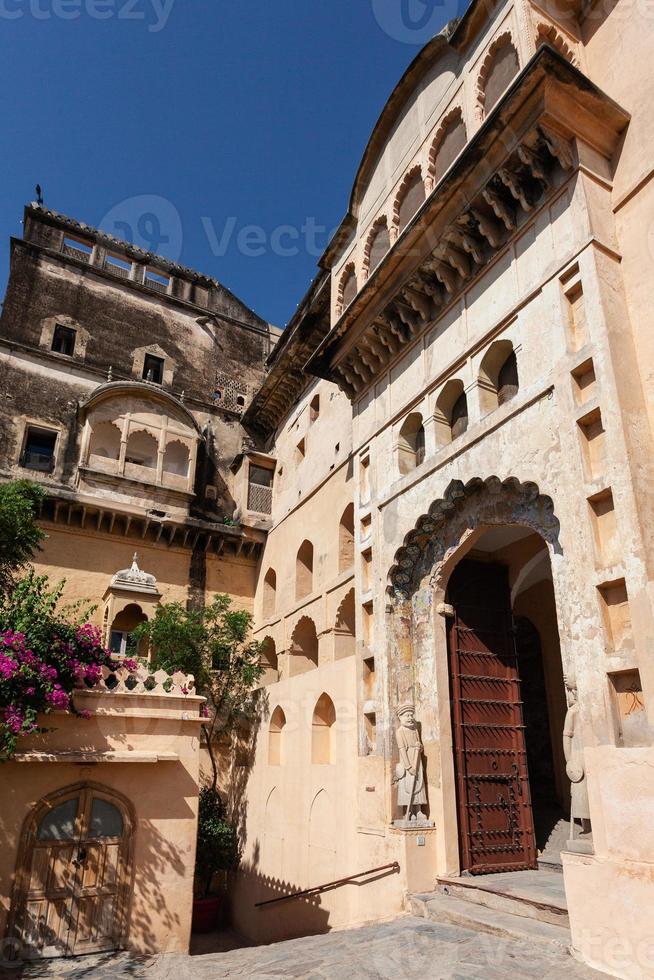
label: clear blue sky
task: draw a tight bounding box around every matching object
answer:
[0,0,463,327]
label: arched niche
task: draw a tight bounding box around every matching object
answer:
[260,636,279,685]
[311,694,336,764]
[479,340,519,414]
[296,540,314,601]
[263,568,277,619]
[397,412,426,474]
[394,166,426,235]
[434,380,468,445]
[478,34,519,117]
[428,108,467,189]
[289,616,319,676]
[334,588,356,660]
[338,263,357,315]
[364,217,391,277]
[269,706,286,766]
[338,504,355,573]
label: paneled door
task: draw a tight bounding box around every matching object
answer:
[14,785,131,959]
[447,559,537,875]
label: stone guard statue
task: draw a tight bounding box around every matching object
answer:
[394,702,429,826]
[563,668,592,847]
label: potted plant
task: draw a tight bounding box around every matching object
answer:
[191,785,238,933]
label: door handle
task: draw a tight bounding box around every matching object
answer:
[72,847,87,868]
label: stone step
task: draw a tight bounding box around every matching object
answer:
[434,871,569,928]
[409,891,571,950]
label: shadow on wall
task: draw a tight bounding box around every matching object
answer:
[223,861,401,947]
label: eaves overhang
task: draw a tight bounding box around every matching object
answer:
[241,273,331,439]
[305,45,629,400]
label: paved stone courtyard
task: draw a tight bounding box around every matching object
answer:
[2,915,607,980]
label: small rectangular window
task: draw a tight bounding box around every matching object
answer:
[104,254,132,280]
[22,426,57,472]
[62,236,92,262]
[143,354,164,385]
[144,269,170,293]
[51,324,76,356]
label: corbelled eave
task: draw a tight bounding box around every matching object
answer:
[304,46,630,401]
[242,272,331,440]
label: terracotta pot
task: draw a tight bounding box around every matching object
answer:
[192,894,224,933]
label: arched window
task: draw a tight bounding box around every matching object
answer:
[124,429,158,470]
[498,350,519,405]
[260,636,278,685]
[478,340,519,414]
[338,264,357,314]
[365,217,390,276]
[398,412,426,474]
[296,540,314,600]
[89,421,121,462]
[479,36,519,116]
[109,603,147,657]
[290,617,319,676]
[338,503,355,573]
[429,110,467,187]
[435,380,469,445]
[269,705,286,766]
[310,394,320,423]
[263,568,277,619]
[311,693,336,764]
[334,588,356,660]
[163,440,189,478]
[395,167,426,235]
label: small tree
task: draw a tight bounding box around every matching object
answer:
[0,481,45,596]
[195,785,238,898]
[135,595,264,790]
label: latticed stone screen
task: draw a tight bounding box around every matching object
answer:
[215,372,249,412]
[248,464,274,514]
[247,483,272,514]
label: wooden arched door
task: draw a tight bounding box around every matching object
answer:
[447,559,537,874]
[11,784,133,959]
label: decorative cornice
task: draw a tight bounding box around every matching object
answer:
[306,47,630,401]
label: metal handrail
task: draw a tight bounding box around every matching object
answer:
[254,861,400,908]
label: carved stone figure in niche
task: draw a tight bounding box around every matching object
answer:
[563,668,592,845]
[394,703,429,825]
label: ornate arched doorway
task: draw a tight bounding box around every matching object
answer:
[10,783,133,959]
[388,477,569,876]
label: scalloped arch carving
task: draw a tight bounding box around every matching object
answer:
[387,475,561,599]
[476,31,519,118]
[427,107,467,192]
[392,165,426,235]
[337,262,357,316]
[535,23,578,66]
[363,216,390,279]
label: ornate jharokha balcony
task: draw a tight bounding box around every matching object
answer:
[11,662,204,765]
